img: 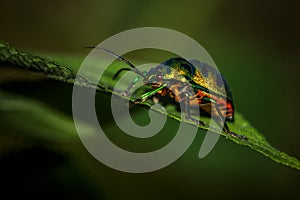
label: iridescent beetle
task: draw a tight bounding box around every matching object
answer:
[88,47,247,140]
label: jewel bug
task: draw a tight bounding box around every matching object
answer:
[87,47,247,140]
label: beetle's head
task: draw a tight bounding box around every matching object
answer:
[144,64,170,87]
[144,63,172,87]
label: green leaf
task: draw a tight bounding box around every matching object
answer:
[1,40,299,171]
[0,90,77,141]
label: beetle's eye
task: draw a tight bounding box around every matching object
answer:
[156,72,163,82]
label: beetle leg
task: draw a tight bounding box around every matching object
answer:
[153,93,160,104]
[185,93,205,126]
[214,104,248,140]
[133,84,167,105]
[121,75,140,96]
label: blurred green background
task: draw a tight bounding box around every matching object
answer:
[0,0,300,199]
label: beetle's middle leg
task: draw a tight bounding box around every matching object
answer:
[183,93,205,126]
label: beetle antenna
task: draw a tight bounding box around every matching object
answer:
[113,68,131,80]
[85,46,145,78]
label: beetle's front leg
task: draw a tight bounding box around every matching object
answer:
[121,75,140,96]
[132,84,167,105]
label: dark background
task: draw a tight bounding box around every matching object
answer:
[0,0,299,199]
